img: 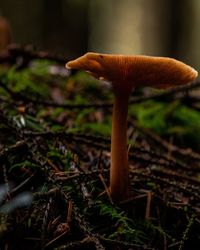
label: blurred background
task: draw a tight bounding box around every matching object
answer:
[0,0,200,71]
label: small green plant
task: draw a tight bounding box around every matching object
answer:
[47,145,73,171]
[96,202,147,243]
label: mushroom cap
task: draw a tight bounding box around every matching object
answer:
[66,52,198,92]
[0,16,12,52]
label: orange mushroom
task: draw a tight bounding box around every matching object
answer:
[0,16,12,53]
[66,52,198,202]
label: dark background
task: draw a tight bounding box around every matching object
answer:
[0,0,199,73]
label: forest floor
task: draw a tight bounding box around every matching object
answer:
[0,45,200,250]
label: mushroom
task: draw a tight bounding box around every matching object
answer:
[66,52,198,202]
[0,16,12,53]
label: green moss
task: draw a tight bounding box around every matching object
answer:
[130,99,200,149]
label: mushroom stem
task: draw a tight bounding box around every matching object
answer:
[110,91,130,202]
